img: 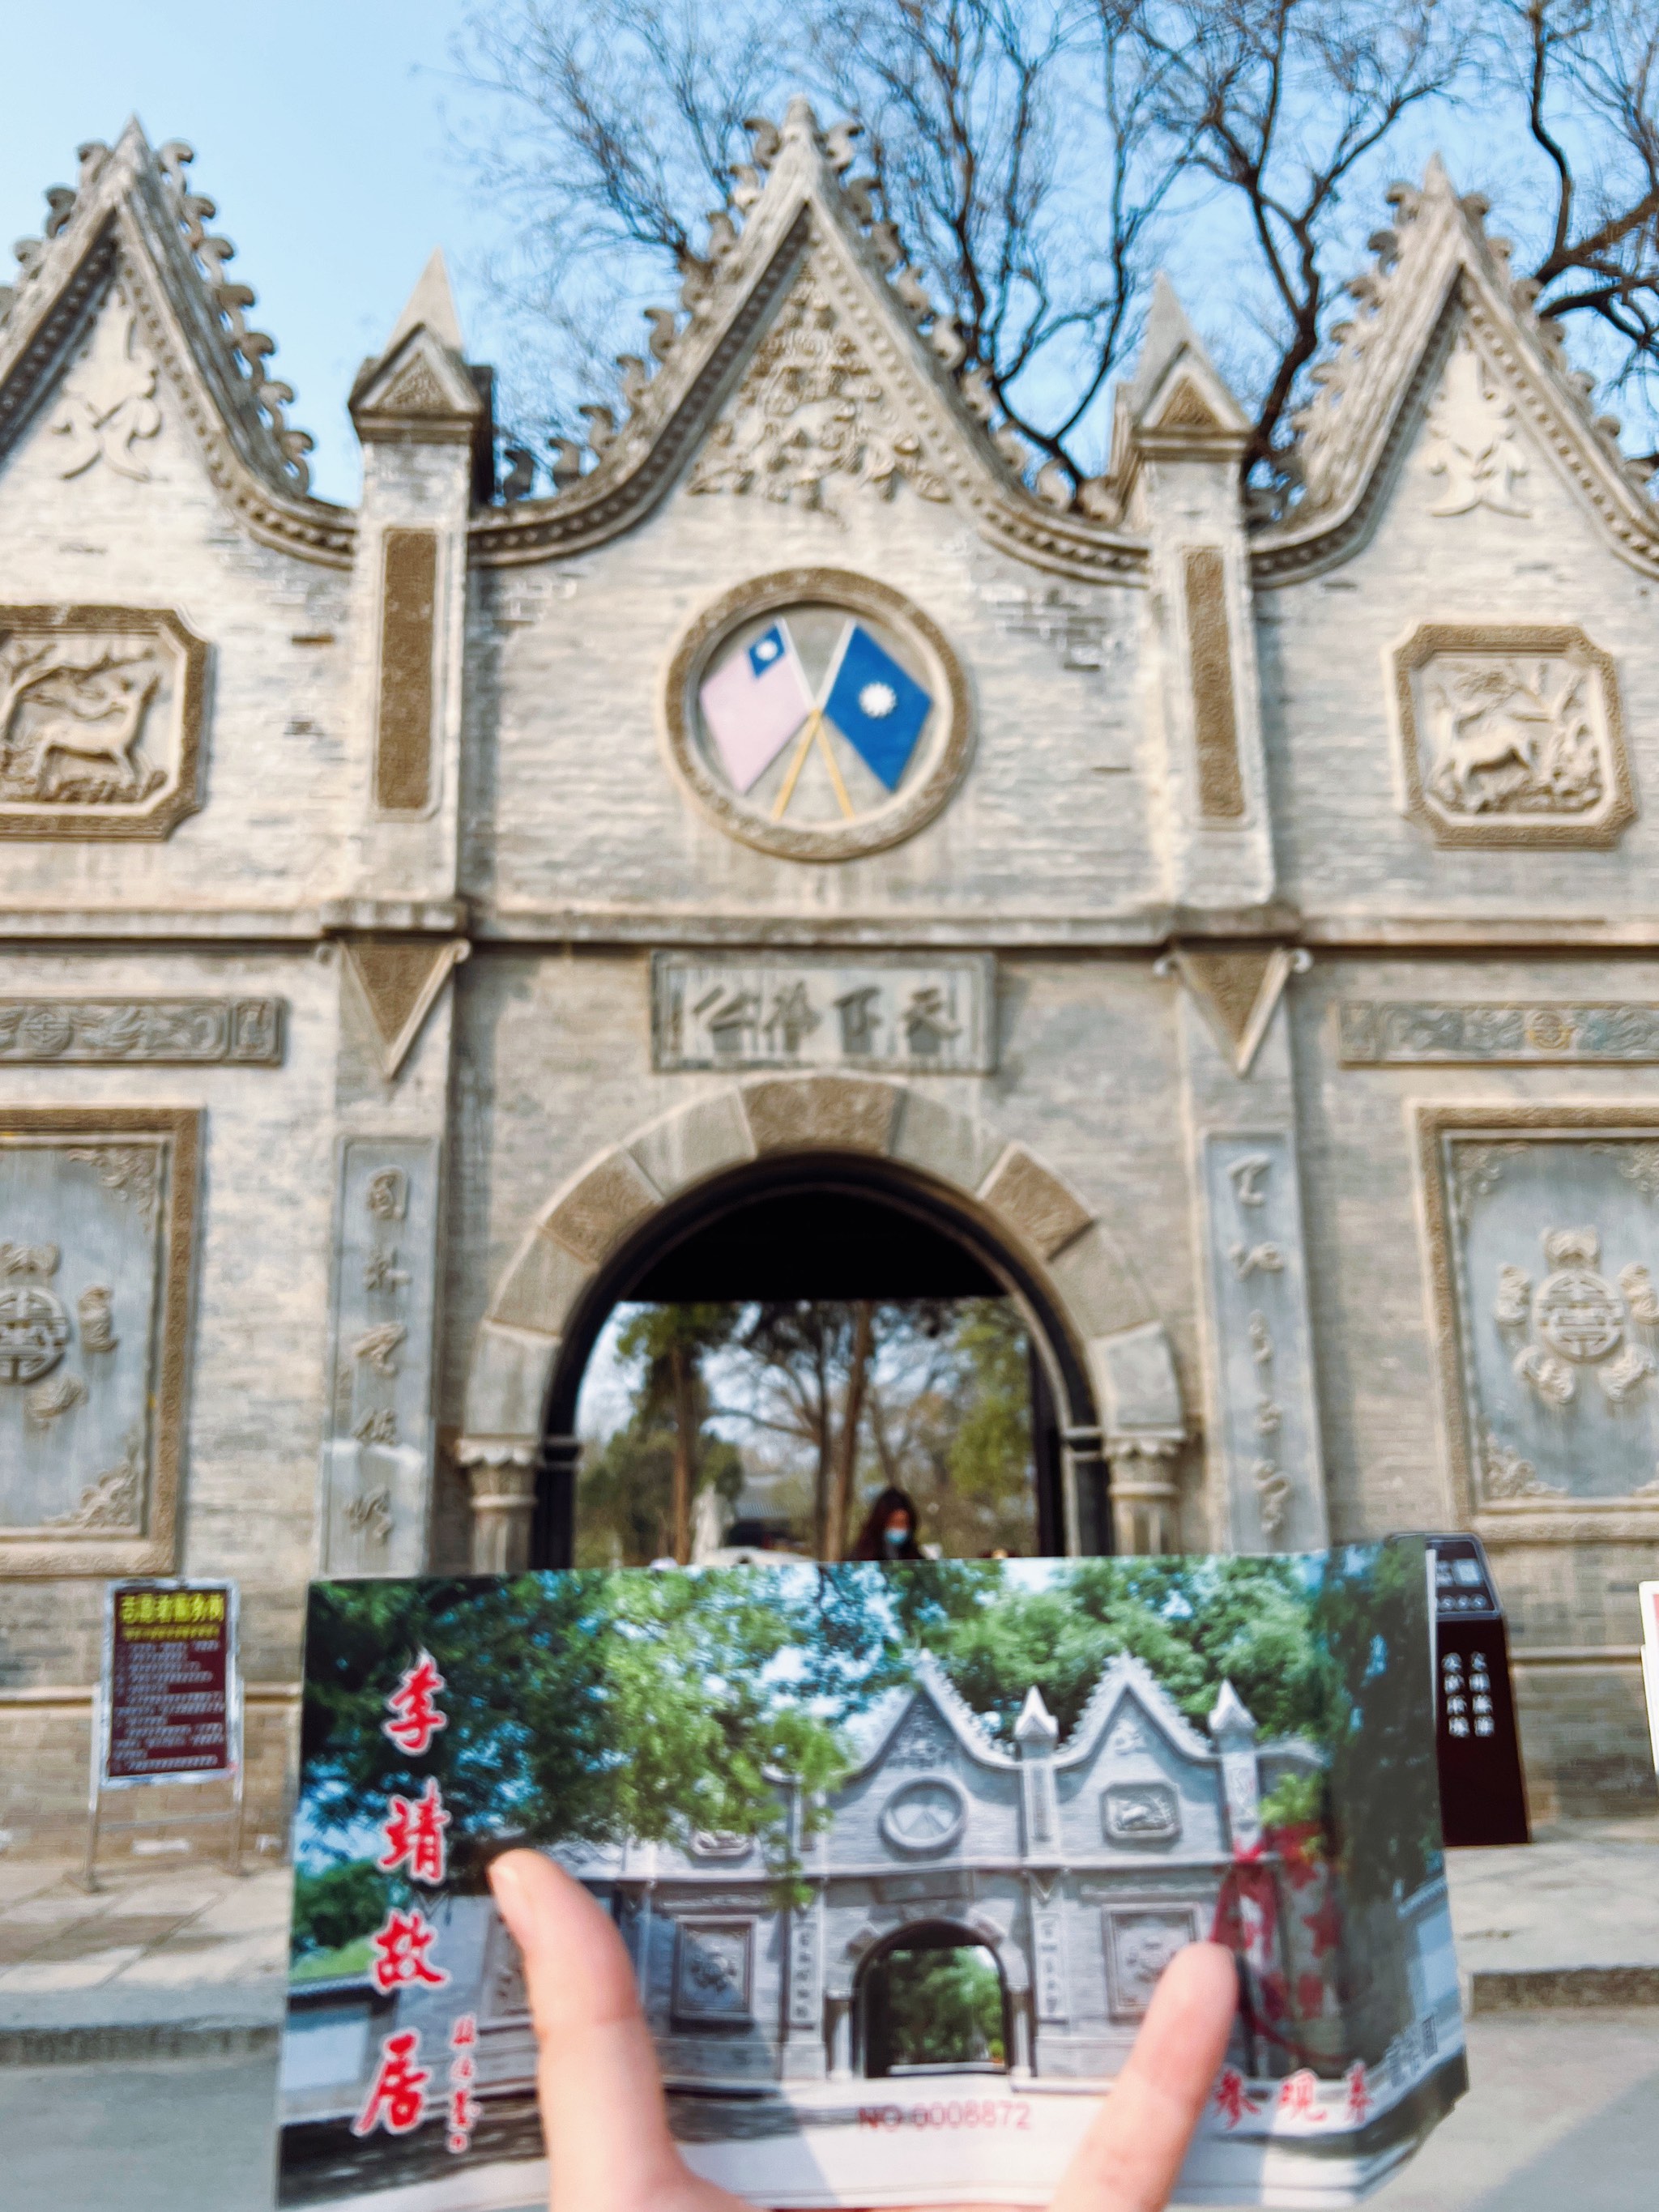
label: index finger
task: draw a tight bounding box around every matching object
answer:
[488,1849,699,2212]
[1050,1940,1238,2212]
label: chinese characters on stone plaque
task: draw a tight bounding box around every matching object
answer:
[652,953,995,1074]
[320,1138,441,1575]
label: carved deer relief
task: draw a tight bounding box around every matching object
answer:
[1394,624,1633,848]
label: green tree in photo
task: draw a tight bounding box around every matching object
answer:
[880,1943,1006,2070]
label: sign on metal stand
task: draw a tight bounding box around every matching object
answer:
[83,1579,243,1890]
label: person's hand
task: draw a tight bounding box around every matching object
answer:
[488,1849,1238,2212]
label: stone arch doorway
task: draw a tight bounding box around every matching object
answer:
[855,1920,1012,2079]
[458,1075,1186,1567]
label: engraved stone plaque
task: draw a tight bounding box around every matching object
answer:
[0,1112,197,1576]
[1202,1132,1327,1552]
[1341,1001,1659,1066]
[673,1920,753,2023]
[652,952,994,1074]
[1431,1127,1659,1507]
[0,998,282,1064]
[318,1136,442,1575]
[1103,1905,1201,2021]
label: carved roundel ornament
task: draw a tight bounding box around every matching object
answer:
[664,570,970,861]
[880,1774,968,1856]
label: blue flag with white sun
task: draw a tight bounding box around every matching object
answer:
[822,624,932,790]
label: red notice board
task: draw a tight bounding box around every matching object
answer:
[99,1580,241,1788]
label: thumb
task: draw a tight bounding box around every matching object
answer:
[488,1850,706,2212]
[1050,1940,1238,2212]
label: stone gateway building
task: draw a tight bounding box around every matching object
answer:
[2,106,1657,1850]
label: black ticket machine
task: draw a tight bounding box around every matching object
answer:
[1424,1532,1530,1848]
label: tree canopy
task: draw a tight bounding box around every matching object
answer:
[455,0,1659,488]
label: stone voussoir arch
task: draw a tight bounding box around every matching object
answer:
[457,1072,1185,1565]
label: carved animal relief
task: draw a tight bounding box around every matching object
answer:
[1392,625,1631,847]
[1429,1123,1659,1518]
[0,608,207,838]
[689,262,948,515]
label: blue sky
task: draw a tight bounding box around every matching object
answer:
[8,10,1642,505]
[2,3,505,503]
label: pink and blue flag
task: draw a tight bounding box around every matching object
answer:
[698,622,814,792]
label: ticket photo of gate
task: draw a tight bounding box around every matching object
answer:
[277,1549,1465,2210]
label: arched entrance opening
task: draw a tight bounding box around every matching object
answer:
[535,1152,1107,1567]
[855,1921,1011,2078]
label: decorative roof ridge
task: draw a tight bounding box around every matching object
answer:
[1254,155,1659,581]
[911,1651,1010,1764]
[0,121,353,566]
[1056,1649,1213,1767]
[469,96,1148,578]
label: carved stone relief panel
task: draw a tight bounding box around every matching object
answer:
[1341,1001,1659,1065]
[1390,624,1632,848]
[688,258,949,514]
[1102,1904,1201,2022]
[0,1110,198,1577]
[1201,1132,1328,1552]
[672,1919,754,2025]
[1422,330,1530,518]
[1418,1110,1659,1534]
[0,607,208,839]
[50,288,163,483]
[0,998,282,1064]
[652,952,994,1074]
[318,1136,442,1575]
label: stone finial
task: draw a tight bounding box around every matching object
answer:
[1208,1678,1258,1744]
[1120,273,1250,449]
[1014,1684,1060,1751]
[382,249,466,357]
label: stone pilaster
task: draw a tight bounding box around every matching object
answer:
[459,1447,538,1573]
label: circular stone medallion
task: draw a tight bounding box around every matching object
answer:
[0,1282,70,1384]
[664,569,970,861]
[1534,1266,1624,1362]
[880,1774,968,1856]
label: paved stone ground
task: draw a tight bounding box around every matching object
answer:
[0,1815,1654,2061]
[1449,1813,1659,2007]
[0,1853,289,2056]
[0,2013,1653,2211]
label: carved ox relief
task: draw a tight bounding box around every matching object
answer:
[0,608,207,838]
[1391,624,1633,848]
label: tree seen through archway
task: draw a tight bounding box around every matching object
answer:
[574,1296,1036,1565]
[864,1935,1007,2076]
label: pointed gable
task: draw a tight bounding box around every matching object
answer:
[1056,1652,1213,1771]
[0,124,352,565]
[469,98,1145,580]
[852,1653,1012,1779]
[1259,156,1659,581]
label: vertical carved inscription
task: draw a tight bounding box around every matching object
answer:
[1183,547,1244,819]
[375,528,437,812]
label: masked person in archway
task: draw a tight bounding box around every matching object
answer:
[851,1485,923,1562]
